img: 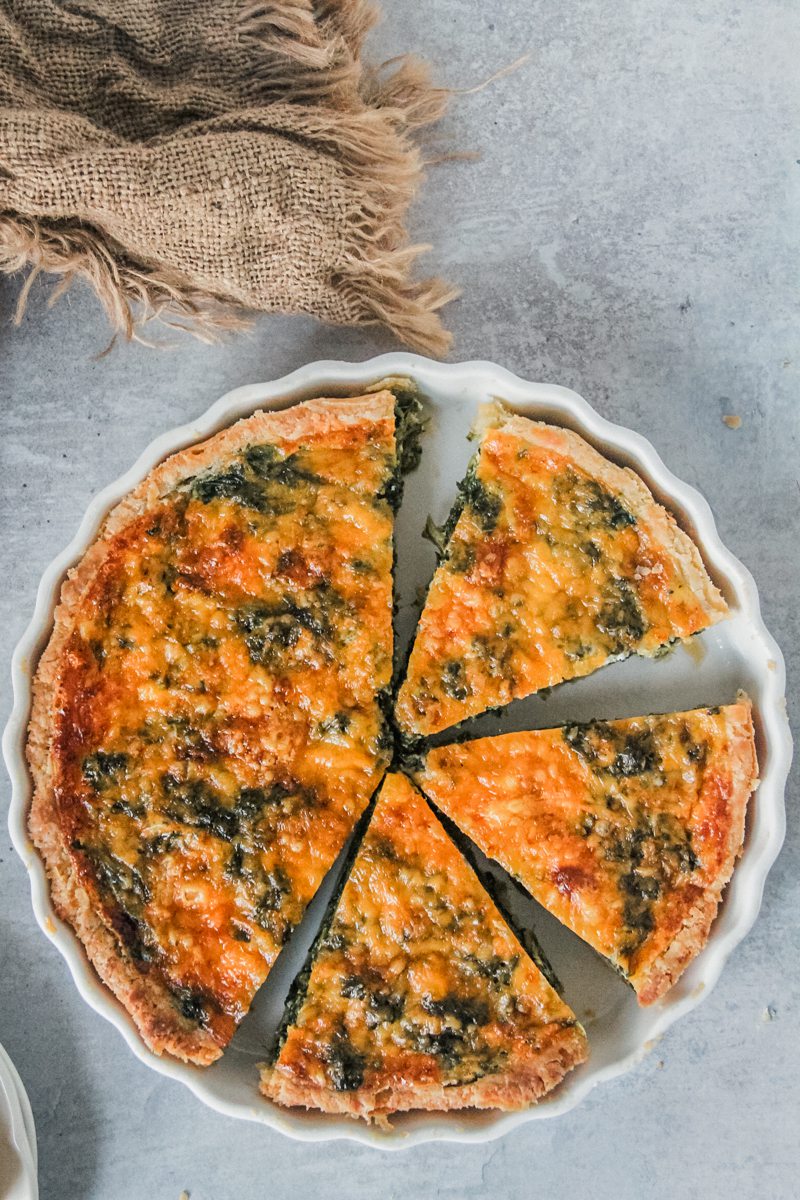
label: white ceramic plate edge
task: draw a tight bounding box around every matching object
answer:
[0,1042,38,1198]
[3,352,792,1150]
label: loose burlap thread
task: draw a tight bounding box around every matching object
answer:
[0,0,457,352]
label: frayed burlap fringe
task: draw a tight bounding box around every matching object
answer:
[0,0,457,354]
[0,216,253,348]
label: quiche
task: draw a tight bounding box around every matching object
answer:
[395,403,728,739]
[27,386,422,1065]
[413,700,758,1004]
[261,772,587,1119]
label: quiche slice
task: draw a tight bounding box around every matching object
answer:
[413,700,758,1004]
[261,772,587,1120]
[27,385,422,1065]
[395,403,728,739]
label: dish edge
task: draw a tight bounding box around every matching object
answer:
[3,352,792,1150]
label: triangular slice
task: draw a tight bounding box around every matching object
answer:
[413,700,758,1004]
[28,385,423,1065]
[395,403,728,738]
[261,773,587,1120]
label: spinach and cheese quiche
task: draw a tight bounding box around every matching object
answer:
[395,403,728,739]
[261,772,587,1120]
[27,386,422,1066]
[413,700,758,1004]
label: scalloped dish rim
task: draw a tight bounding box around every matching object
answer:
[3,353,792,1149]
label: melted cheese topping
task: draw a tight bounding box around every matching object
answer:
[415,703,756,995]
[53,405,396,1048]
[396,417,726,737]
[267,773,582,1106]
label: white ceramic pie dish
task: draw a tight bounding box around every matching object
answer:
[4,352,792,1149]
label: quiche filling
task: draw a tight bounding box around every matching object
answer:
[395,403,728,738]
[29,382,755,1110]
[412,701,757,1002]
[42,390,420,1057]
[261,773,587,1117]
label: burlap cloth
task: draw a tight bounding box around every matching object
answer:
[0,0,456,351]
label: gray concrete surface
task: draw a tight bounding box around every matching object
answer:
[1,1,798,1197]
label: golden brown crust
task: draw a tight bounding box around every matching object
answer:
[486,405,728,626]
[396,402,729,739]
[415,700,758,1008]
[260,772,588,1120]
[26,391,395,1066]
[261,1024,587,1121]
[104,393,396,532]
[28,797,223,1064]
[632,701,758,1004]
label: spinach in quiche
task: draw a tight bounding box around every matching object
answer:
[396,402,727,738]
[39,388,416,1063]
[413,701,757,1004]
[261,773,586,1117]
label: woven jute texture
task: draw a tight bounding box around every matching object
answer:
[0,0,456,351]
